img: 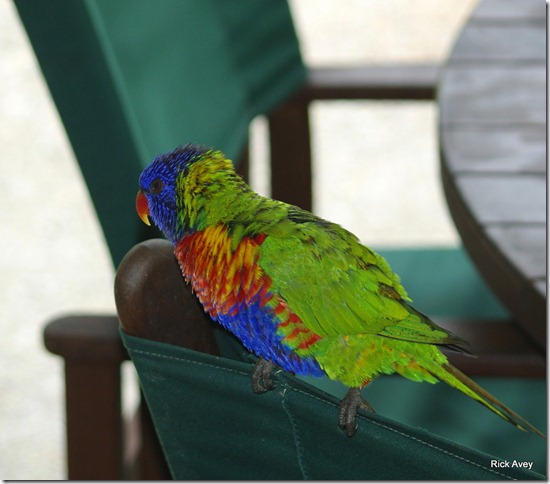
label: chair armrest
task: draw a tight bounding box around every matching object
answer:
[115,238,220,355]
[303,64,440,101]
[44,314,127,362]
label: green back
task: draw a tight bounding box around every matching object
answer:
[14,0,305,265]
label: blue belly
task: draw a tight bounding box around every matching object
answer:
[215,301,325,377]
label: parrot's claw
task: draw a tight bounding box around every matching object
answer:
[339,387,375,437]
[251,357,277,393]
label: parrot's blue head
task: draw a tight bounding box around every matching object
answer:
[137,143,209,242]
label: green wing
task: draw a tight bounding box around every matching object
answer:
[258,208,464,346]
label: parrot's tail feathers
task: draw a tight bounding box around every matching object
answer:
[441,363,545,439]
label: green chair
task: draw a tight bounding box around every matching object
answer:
[15,0,545,478]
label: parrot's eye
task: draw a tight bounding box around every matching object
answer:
[150,178,164,195]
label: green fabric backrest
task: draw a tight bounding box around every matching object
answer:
[121,329,544,480]
[14,0,305,265]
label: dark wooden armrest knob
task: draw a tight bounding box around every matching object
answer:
[115,238,219,355]
[44,315,125,362]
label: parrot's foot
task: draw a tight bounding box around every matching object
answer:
[339,387,375,437]
[251,357,277,393]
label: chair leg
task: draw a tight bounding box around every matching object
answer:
[268,93,313,211]
[124,391,172,479]
[236,142,250,184]
[44,316,126,479]
[137,395,172,479]
[64,360,123,479]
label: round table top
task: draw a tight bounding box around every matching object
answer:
[438,0,546,349]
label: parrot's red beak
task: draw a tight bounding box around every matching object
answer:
[136,190,151,226]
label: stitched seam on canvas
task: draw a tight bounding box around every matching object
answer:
[280,384,309,479]
[288,387,515,481]
[127,348,250,378]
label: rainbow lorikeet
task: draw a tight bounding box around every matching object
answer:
[136,143,543,438]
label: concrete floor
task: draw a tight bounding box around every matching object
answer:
[0,0,476,478]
